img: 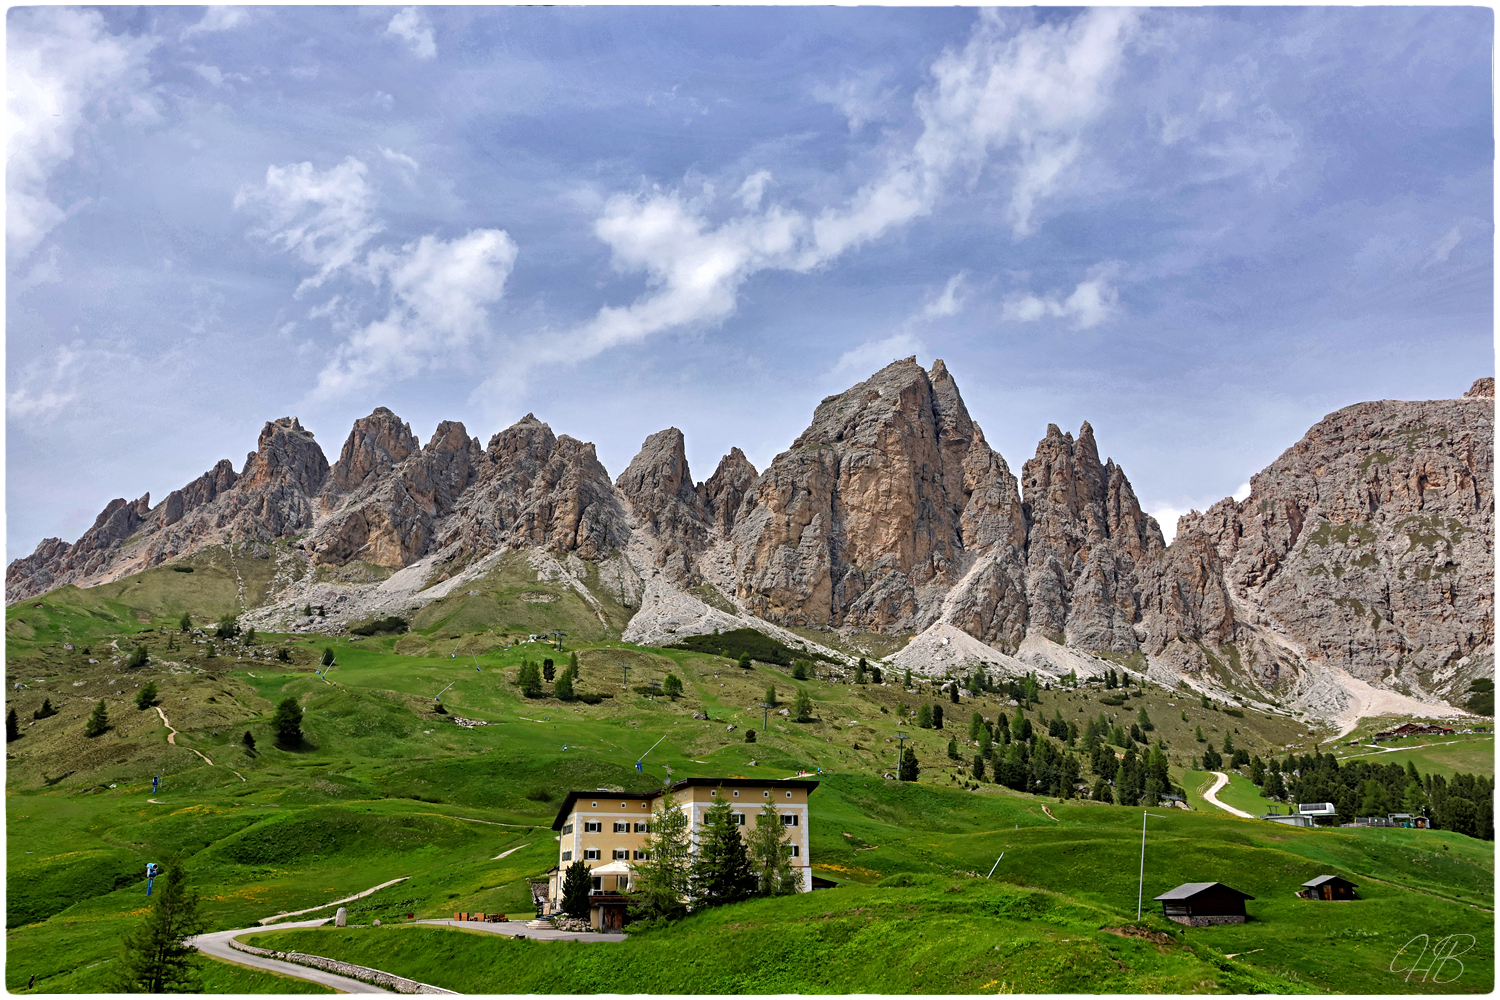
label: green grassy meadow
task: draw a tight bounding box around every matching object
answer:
[6,563,1493,994]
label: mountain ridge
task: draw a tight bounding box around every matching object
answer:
[8,359,1491,725]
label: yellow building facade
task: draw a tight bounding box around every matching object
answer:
[544,777,817,926]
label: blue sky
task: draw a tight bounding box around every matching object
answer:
[7,5,1493,561]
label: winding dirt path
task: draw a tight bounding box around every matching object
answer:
[258,876,412,925]
[156,706,214,765]
[1203,771,1254,818]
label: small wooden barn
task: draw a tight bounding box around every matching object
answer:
[1298,875,1358,900]
[1153,882,1254,926]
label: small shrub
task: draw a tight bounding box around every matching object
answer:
[170,566,194,573]
[351,616,410,636]
[525,787,554,802]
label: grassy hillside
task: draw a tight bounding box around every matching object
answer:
[5,569,1493,994]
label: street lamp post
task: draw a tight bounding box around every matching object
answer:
[1137,809,1167,920]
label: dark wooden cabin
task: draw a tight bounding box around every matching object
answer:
[1153,882,1254,926]
[1298,874,1358,900]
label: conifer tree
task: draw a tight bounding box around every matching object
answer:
[690,797,757,908]
[6,709,18,743]
[898,746,920,781]
[737,652,752,671]
[179,613,191,632]
[969,711,984,743]
[746,802,802,895]
[764,683,777,707]
[136,682,158,711]
[947,738,959,760]
[554,668,575,702]
[85,700,110,737]
[517,661,543,698]
[1195,725,1205,743]
[662,673,683,699]
[115,854,205,993]
[972,754,986,781]
[854,658,867,684]
[792,660,808,681]
[33,698,57,720]
[932,702,944,729]
[569,650,579,673]
[916,703,932,728]
[128,645,149,669]
[793,688,813,722]
[272,697,303,746]
[561,859,592,919]
[632,795,691,920]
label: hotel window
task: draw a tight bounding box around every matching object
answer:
[613,822,629,833]
[763,790,770,797]
[584,821,602,833]
[584,848,600,860]
[616,876,630,890]
[561,851,572,862]
[562,823,573,835]
[613,849,629,860]
[786,791,793,798]
[634,822,650,833]
[786,845,800,857]
[633,849,651,860]
[731,812,745,826]
[782,813,799,827]
[732,790,740,797]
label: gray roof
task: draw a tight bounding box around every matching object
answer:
[1301,875,1357,888]
[1154,881,1255,901]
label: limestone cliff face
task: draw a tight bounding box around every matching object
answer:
[308,415,482,568]
[440,414,628,563]
[701,448,757,537]
[725,357,1029,638]
[1021,422,1166,652]
[1155,388,1494,703]
[615,428,711,579]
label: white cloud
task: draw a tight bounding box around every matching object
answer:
[381,147,420,172]
[193,64,224,87]
[828,332,925,383]
[234,157,384,296]
[181,6,248,39]
[386,7,436,60]
[1232,481,1252,501]
[545,9,1136,374]
[1148,505,1192,546]
[736,170,772,210]
[14,245,64,294]
[6,8,156,258]
[811,71,899,132]
[921,271,969,320]
[7,341,137,422]
[1423,226,1462,269]
[316,230,518,397]
[1001,264,1120,329]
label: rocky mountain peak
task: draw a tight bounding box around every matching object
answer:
[1464,377,1494,398]
[328,407,419,495]
[239,417,330,496]
[701,447,758,536]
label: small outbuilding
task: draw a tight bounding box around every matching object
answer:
[1298,875,1358,900]
[1153,882,1255,926]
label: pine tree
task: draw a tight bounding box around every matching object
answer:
[632,795,691,920]
[85,700,110,737]
[244,626,256,645]
[744,728,756,743]
[978,724,993,759]
[869,666,883,685]
[948,684,959,704]
[854,658,867,684]
[518,661,543,698]
[6,709,18,743]
[898,746,920,781]
[115,854,206,993]
[1093,779,1114,804]
[746,802,802,895]
[554,668,575,701]
[33,698,57,720]
[969,711,984,743]
[569,651,580,673]
[932,703,944,729]
[947,738,959,760]
[916,703,932,728]
[204,641,217,659]
[303,603,313,617]
[1249,755,1267,785]
[1264,769,1287,801]
[1195,725,1205,743]
[792,660,808,681]
[690,797,758,908]
[903,668,912,689]
[793,688,813,722]
[764,683,777,707]
[215,614,240,640]
[1223,732,1235,755]
[128,645,149,669]
[136,682,158,711]
[737,652,752,671]
[561,859,592,919]
[1136,706,1154,731]
[272,697,303,747]
[179,613,191,632]
[276,648,290,662]
[972,754,986,781]
[662,674,683,699]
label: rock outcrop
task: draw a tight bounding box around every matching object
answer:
[616,428,711,579]
[725,358,1031,639]
[1154,391,1494,706]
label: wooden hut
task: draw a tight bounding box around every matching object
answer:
[1153,882,1254,926]
[1298,875,1358,900]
